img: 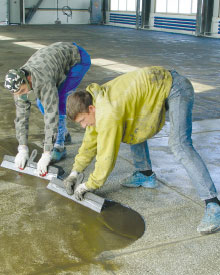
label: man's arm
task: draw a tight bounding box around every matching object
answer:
[63,126,97,196]
[35,82,59,175]
[85,123,123,190]
[73,126,98,172]
[14,94,31,146]
[67,122,123,199]
[40,82,59,152]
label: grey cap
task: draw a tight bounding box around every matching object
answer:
[4,69,27,93]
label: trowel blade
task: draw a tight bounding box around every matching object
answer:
[1,155,59,181]
[47,177,105,213]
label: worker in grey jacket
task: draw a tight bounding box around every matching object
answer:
[4,42,91,176]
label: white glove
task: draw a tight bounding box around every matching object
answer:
[37,152,51,176]
[74,182,91,201]
[15,145,29,169]
[63,171,81,195]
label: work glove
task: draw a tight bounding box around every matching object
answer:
[63,171,84,195]
[37,152,51,176]
[15,145,29,169]
[74,182,92,201]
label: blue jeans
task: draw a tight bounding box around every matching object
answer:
[36,43,91,146]
[130,70,217,200]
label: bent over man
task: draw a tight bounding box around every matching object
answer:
[4,42,91,176]
[65,66,220,234]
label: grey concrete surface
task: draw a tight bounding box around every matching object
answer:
[0,25,220,275]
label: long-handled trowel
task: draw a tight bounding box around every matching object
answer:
[1,149,106,213]
[1,149,59,180]
[47,175,106,213]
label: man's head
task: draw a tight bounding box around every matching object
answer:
[4,69,31,95]
[67,91,96,128]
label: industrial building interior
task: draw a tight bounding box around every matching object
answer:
[0,0,220,274]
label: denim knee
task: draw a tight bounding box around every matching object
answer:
[169,136,194,165]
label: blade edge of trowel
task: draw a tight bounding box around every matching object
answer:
[47,177,105,213]
[1,154,59,181]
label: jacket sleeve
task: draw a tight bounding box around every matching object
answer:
[73,126,98,172]
[14,94,31,146]
[40,82,59,152]
[86,122,123,190]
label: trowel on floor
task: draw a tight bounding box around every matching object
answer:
[1,149,106,213]
[1,149,60,181]
[47,175,106,213]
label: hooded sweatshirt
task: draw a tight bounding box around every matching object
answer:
[73,66,172,189]
[14,42,80,151]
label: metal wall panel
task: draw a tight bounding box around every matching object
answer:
[9,0,21,24]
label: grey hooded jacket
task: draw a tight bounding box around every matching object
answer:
[14,42,80,151]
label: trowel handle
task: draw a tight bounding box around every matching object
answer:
[73,173,85,192]
[77,173,84,184]
[27,149,38,166]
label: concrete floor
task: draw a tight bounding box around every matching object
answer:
[0,25,220,274]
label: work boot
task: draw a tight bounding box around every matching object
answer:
[50,147,67,163]
[121,171,157,188]
[64,132,72,145]
[197,202,220,234]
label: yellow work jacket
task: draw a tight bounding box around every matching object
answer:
[73,66,172,189]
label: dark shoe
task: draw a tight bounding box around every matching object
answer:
[64,132,72,145]
[51,147,67,163]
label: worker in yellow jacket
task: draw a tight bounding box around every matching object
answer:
[64,66,220,234]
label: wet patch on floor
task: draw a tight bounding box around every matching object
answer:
[0,139,145,274]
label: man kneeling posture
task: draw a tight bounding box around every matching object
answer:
[65,66,220,234]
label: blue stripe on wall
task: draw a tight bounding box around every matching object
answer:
[154,16,196,32]
[110,14,136,17]
[155,22,195,29]
[110,16,136,21]
[154,25,195,31]
[155,16,195,22]
[109,12,141,26]
[155,19,196,25]
[110,20,136,25]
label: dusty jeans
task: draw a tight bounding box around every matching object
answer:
[130,70,217,200]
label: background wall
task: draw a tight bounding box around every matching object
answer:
[0,0,8,25]
[106,0,220,38]
[0,0,220,38]
[25,0,90,24]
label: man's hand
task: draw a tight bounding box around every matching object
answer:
[37,152,51,176]
[63,171,82,195]
[74,182,91,201]
[15,145,29,170]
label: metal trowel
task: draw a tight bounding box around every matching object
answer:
[1,149,106,213]
[47,175,106,213]
[0,149,59,181]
